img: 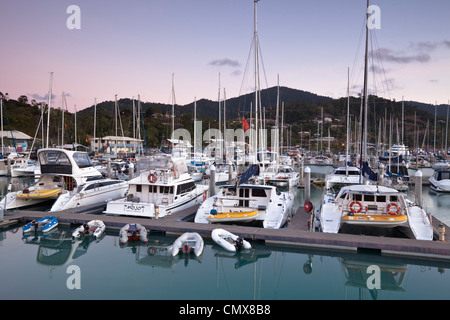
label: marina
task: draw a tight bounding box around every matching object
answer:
[2,0,450,302]
[1,175,450,301]
[2,164,450,261]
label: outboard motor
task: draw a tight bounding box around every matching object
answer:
[182,243,193,254]
[235,237,244,251]
[82,223,89,236]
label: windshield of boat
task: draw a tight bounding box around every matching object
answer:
[73,152,93,168]
[437,171,450,180]
[39,151,71,166]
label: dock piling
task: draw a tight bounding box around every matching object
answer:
[415,170,423,207]
[209,164,216,196]
[304,166,311,203]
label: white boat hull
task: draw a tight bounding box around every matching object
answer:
[104,186,206,218]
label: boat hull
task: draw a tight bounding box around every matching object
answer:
[341,214,408,228]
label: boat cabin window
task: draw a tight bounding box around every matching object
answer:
[377,195,386,202]
[177,181,196,195]
[39,151,73,174]
[239,188,250,198]
[136,185,142,192]
[252,188,267,197]
[364,195,375,202]
[353,194,362,201]
[99,180,121,187]
[84,183,98,191]
[437,171,450,180]
[223,187,236,196]
[389,195,398,202]
[161,186,173,194]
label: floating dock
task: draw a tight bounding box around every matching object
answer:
[3,202,450,261]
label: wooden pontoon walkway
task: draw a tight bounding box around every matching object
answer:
[2,202,450,261]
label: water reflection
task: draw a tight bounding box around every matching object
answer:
[22,227,104,267]
[1,225,449,300]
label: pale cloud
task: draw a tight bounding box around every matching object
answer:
[208,58,241,67]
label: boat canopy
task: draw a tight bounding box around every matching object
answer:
[38,149,94,174]
[137,156,188,176]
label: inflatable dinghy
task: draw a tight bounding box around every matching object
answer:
[171,232,204,257]
[23,216,58,233]
[72,220,106,240]
[211,228,251,252]
[119,223,148,244]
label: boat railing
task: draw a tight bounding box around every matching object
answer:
[343,201,406,216]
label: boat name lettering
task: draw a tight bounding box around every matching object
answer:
[123,204,145,212]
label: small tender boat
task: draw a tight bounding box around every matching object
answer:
[206,210,259,223]
[211,228,251,252]
[23,216,58,233]
[119,223,148,244]
[16,188,62,200]
[171,232,204,257]
[72,220,106,240]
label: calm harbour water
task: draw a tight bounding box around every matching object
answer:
[1,167,450,300]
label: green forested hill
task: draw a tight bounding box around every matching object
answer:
[0,88,444,152]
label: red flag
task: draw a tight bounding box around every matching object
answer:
[243,117,250,132]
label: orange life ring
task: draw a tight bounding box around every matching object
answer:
[148,173,157,184]
[387,203,400,215]
[350,201,363,214]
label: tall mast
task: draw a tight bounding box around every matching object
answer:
[74,105,77,148]
[346,67,350,173]
[61,92,65,147]
[276,74,280,163]
[171,73,175,138]
[359,0,370,182]
[115,94,118,155]
[94,98,97,153]
[46,72,53,148]
[401,96,404,145]
[446,100,449,153]
[254,0,259,153]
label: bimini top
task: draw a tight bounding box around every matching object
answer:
[336,184,399,197]
[38,148,100,177]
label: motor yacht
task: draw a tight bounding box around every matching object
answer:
[104,156,208,218]
[429,170,450,193]
[1,148,128,212]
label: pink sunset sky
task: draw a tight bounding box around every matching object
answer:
[1,0,450,113]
